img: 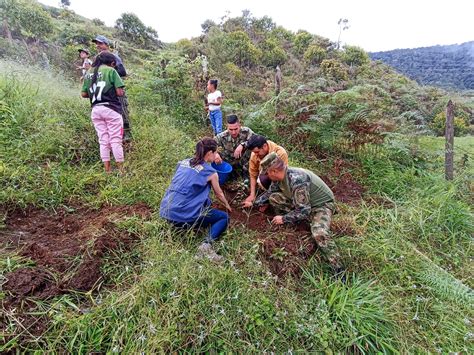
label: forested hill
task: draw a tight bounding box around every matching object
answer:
[370,41,474,91]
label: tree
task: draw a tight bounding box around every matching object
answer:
[320,59,349,81]
[341,45,369,66]
[336,18,349,49]
[115,13,160,49]
[0,0,53,41]
[304,45,326,65]
[224,31,262,67]
[260,38,287,67]
[201,19,217,34]
[293,31,313,55]
[60,0,71,8]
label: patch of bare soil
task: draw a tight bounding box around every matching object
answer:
[1,204,151,302]
[220,185,357,278]
[0,203,151,344]
[321,158,365,204]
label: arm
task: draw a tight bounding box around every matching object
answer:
[243,175,257,207]
[113,53,127,77]
[112,70,125,97]
[233,141,246,159]
[209,173,232,212]
[115,64,127,77]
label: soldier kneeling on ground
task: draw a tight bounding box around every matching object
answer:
[250,152,344,275]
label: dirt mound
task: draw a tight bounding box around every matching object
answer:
[1,203,151,302]
[321,158,365,204]
[220,187,357,278]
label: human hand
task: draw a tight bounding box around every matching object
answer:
[242,196,254,208]
[233,144,244,159]
[272,215,284,225]
[214,153,223,164]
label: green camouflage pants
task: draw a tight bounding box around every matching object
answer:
[118,92,130,136]
[269,192,341,268]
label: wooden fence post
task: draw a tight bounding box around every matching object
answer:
[445,100,454,180]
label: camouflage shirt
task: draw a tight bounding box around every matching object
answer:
[214,127,254,165]
[254,167,335,224]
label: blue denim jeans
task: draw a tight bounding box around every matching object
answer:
[209,109,223,134]
[169,208,229,243]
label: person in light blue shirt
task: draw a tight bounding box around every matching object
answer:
[160,138,232,262]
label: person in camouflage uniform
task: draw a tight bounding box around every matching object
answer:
[214,114,254,179]
[253,153,342,271]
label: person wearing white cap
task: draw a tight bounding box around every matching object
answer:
[76,48,92,81]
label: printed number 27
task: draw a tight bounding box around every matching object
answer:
[89,81,106,103]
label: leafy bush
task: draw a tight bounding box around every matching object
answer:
[320,59,348,81]
[0,0,53,40]
[431,111,469,136]
[259,38,287,67]
[176,39,198,59]
[224,31,262,67]
[115,12,160,49]
[293,31,313,55]
[341,45,370,66]
[303,45,326,65]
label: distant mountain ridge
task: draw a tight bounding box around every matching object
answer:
[370,41,474,91]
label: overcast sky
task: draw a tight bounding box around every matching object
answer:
[40,0,472,52]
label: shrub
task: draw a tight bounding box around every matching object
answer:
[293,31,313,55]
[303,45,326,65]
[431,111,469,136]
[341,45,369,66]
[1,0,53,40]
[320,59,349,81]
[225,31,262,67]
[260,38,287,67]
[115,12,160,49]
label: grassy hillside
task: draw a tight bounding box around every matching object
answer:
[1,1,473,353]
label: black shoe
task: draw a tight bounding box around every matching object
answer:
[123,130,132,142]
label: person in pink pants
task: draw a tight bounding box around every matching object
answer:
[91,105,124,166]
[81,52,125,173]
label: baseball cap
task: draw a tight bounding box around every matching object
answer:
[259,152,278,174]
[92,35,110,45]
[78,48,89,55]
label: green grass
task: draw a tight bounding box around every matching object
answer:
[1,61,473,353]
[418,136,474,175]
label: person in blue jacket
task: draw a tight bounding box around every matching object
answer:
[160,138,232,262]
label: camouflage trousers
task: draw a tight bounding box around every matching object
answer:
[269,192,341,269]
[118,92,131,138]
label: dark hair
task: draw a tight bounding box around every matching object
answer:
[89,52,117,90]
[226,114,239,124]
[247,134,267,150]
[190,138,217,167]
[209,79,218,89]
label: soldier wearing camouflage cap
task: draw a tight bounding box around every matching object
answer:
[254,153,343,272]
[214,114,254,179]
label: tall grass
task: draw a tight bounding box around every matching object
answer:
[1,61,473,353]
